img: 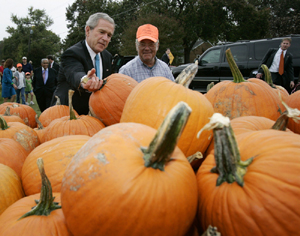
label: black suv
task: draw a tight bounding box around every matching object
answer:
[172,35,300,93]
[112,55,136,73]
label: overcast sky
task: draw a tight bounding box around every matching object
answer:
[0,0,75,42]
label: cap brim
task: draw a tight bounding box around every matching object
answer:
[137,36,157,43]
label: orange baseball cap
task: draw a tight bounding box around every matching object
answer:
[17,63,22,68]
[136,24,159,43]
[25,72,31,75]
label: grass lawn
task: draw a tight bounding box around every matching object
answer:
[0,84,41,116]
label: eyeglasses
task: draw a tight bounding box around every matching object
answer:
[138,42,157,49]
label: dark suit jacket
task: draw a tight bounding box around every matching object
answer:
[51,40,112,115]
[161,53,170,65]
[258,48,294,88]
[51,62,60,74]
[32,67,57,96]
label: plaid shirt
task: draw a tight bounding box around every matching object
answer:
[119,56,174,83]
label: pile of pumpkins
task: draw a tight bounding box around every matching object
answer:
[0,49,300,236]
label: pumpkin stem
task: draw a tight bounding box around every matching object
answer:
[4,107,11,116]
[261,64,275,88]
[226,49,246,83]
[68,90,77,120]
[35,115,44,130]
[55,96,61,105]
[175,61,198,88]
[0,115,9,130]
[206,82,214,92]
[18,158,61,220]
[142,102,192,171]
[187,151,203,164]
[198,113,253,187]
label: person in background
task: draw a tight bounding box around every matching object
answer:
[119,24,174,82]
[47,55,60,74]
[0,59,5,84]
[33,58,57,112]
[25,72,34,105]
[1,59,17,102]
[256,37,294,93]
[21,56,33,77]
[51,12,115,115]
[161,48,171,65]
[13,63,26,104]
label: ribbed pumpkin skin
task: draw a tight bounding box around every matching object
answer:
[0,138,28,177]
[0,193,72,236]
[0,122,40,153]
[2,115,26,125]
[0,103,37,128]
[120,77,214,157]
[205,79,284,121]
[286,91,300,134]
[0,164,24,215]
[89,73,138,126]
[61,123,198,236]
[43,115,105,142]
[22,135,90,196]
[39,105,79,127]
[197,130,300,236]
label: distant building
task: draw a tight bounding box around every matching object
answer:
[189,39,212,63]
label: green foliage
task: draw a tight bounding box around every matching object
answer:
[1,7,61,69]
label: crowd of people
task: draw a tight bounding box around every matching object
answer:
[0,12,297,114]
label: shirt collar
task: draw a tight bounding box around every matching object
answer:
[138,56,157,69]
[85,40,99,64]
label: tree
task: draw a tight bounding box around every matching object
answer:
[2,7,61,68]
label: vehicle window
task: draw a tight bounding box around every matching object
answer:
[225,45,247,62]
[200,49,221,64]
[254,40,281,60]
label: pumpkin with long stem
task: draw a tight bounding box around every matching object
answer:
[121,62,214,158]
[61,102,198,236]
[205,49,284,121]
[43,90,105,142]
[0,164,24,215]
[89,73,138,126]
[0,158,72,236]
[196,113,300,235]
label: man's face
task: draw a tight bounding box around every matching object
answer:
[42,60,49,69]
[166,49,170,54]
[22,58,27,64]
[137,39,158,64]
[281,40,291,50]
[86,19,114,53]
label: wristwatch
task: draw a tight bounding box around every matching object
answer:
[81,75,90,84]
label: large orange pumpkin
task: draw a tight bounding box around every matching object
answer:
[61,102,198,236]
[22,135,90,195]
[0,159,72,236]
[38,95,79,127]
[205,49,284,121]
[0,116,40,153]
[0,102,37,128]
[1,107,26,124]
[286,90,300,134]
[0,138,28,177]
[0,164,24,215]
[196,113,300,235]
[120,76,214,158]
[89,73,138,126]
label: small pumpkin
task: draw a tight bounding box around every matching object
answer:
[1,107,26,124]
[0,164,24,215]
[89,73,138,126]
[0,102,37,128]
[0,158,72,236]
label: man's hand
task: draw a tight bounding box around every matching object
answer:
[256,73,263,79]
[81,68,103,92]
[290,81,295,88]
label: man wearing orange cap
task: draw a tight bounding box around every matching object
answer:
[119,24,174,83]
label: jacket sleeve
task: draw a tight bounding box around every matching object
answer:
[286,54,294,82]
[257,49,274,74]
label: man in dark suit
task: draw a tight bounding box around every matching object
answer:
[161,48,170,65]
[51,12,115,115]
[33,58,57,112]
[256,37,294,93]
[47,55,60,74]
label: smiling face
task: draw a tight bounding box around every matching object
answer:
[86,19,114,54]
[136,39,159,67]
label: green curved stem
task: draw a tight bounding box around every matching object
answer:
[0,115,9,130]
[18,158,61,220]
[142,102,192,171]
[226,49,246,83]
[68,90,77,120]
[261,64,275,88]
[175,61,198,88]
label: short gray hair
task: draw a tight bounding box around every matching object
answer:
[41,58,48,63]
[85,12,115,30]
